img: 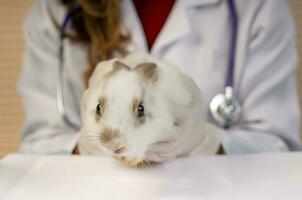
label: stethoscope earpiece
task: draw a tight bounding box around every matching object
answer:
[210,86,240,128]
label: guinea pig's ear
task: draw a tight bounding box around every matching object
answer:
[134,62,158,82]
[113,61,130,71]
[88,60,116,88]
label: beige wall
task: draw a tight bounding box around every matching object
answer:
[0,0,301,157]
[0,0,34,157]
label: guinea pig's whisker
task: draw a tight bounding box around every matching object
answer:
[147,161,152,170]
[141,160,146,169]
[144,160,152,169]
[138,160,148,170]
[147,160,153,169]
[145,161,149,168]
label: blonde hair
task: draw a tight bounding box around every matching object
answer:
[59,0,129,87]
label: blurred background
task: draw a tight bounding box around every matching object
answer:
[0,0,301,157]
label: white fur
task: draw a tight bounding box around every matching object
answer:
[78,53,221,163]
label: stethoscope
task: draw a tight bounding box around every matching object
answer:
[209,0,241,128]
[57,0,240,129]
[56,7,81,129]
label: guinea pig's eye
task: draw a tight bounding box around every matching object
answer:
[96,103,101,115]
[137,103,144,117]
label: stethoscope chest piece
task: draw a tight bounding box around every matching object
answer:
[210,86,240,128]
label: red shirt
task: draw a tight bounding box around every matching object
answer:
[133,0,175,50]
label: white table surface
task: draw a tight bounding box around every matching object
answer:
[0,153,302,200]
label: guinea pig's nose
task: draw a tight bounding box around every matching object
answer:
[100,128,119,144]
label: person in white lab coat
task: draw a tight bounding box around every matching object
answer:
[18,0,301,155]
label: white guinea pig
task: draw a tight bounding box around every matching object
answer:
[78,53,221,166]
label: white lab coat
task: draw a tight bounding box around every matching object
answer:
[18,0,302,154]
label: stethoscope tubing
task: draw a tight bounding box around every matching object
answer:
[57,7,81,128]
[226,0,238,88]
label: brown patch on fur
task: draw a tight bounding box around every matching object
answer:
[113,61,130,71]
[132,97,140,114]
[100,128,119,144]
[95,113,101,121]
[136,116,146,125]
[173,118,182,127]
[95,96,107,121]
[100,61,130,90]
[132,97,146,126]
[134,62,158,83]
[105,61,130,79]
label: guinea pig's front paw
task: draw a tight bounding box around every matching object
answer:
[114,156,142,166]
[114,156,154,167]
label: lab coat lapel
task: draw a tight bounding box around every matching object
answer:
[151,0,221,56]
[121,0,221,55]
[121,0,149,53]
[150,0,190,55]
